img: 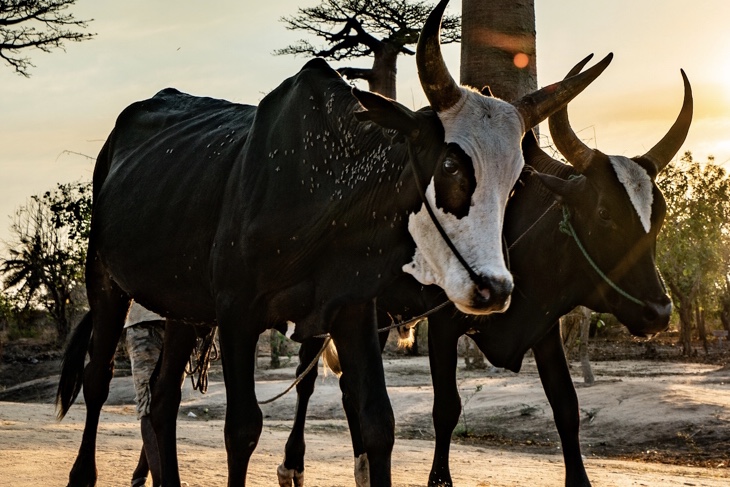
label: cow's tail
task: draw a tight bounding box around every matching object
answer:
[321,338,342,377]
[55,312,93,420]
[396,322,416,350]
[320,323,415,376]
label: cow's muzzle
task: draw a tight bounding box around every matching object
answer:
[630,297,672,337]
[460,275,513,315]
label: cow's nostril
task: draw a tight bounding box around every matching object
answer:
[643,305,658,322]
[478,286,491,302]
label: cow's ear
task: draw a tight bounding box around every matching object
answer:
[352,88,420,140]
[531,171,584,204]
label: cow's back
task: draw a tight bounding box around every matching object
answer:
[91,88,256,320]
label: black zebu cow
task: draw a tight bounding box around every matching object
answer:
[277,64,693,487]
[54,1,610,484]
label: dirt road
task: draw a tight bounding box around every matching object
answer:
[1,355,728,486]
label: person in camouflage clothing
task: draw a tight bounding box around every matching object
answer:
[124,302,165,487]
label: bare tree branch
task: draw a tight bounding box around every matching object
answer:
[0,0,95,77]
[276,0,460,98]
[276,0,459,60]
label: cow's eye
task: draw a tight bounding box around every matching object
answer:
[598,208,610,221]
[443,158,459,175]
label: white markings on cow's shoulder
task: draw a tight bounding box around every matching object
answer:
[609,155,653,233]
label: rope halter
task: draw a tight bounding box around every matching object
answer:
[558,205,645,306]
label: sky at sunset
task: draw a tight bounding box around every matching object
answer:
[1,0,729,241]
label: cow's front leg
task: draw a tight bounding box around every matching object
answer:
[149,322,199,487]
[426,310,463,487]
[532,323,591,487]
[217,310,262,486]
[330,299,394,486]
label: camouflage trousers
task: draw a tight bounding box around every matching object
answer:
[124,321,165,419]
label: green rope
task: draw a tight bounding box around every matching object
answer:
[559,206,645,306]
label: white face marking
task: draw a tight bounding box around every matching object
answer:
[403,88,523,314]
[609,155,653,233]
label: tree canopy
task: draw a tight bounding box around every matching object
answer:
[0,0,94,77]
[276,0,460,98]
[657,152,730,353]
[1,180,91,341]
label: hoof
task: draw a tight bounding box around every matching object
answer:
[67,468,97,487]
[354,453,370,487]
[428,471,453,487]
[277,462,304,487]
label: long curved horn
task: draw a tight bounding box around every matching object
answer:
[564,53,594,78]
[548,54,600,173]
[641,70,693,174]
[417,0,461,112]
[513,53,613,135]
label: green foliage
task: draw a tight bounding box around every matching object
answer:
[0,291,19,329]
[1,180,92,342]
[6,320,40,340]
[269,328,293,368]
[455,383,482,437]
[519,403,542,417]
[657,152,730,350]
[658,153,729,293]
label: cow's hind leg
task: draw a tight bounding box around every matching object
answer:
[532,323,591,487]
[67,261,130,487]
[278,337,326,487]
[131,445,150,487]
[330,300,394,486]
[425,311,463,487]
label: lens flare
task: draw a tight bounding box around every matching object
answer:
[513,53,529,69]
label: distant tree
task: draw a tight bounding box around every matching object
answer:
[716,218,730,335]
[657,152,730,355]
[276,0,460,99]
[0,0,94,77]
[720,275,730,333]
[1,180,91,342]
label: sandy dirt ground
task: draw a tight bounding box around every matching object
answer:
[1,354,729,486]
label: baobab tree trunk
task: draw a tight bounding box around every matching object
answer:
[339,42,400,100]
[459,0,537,371]
[460,0,537,102]
[369,43,400,99]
